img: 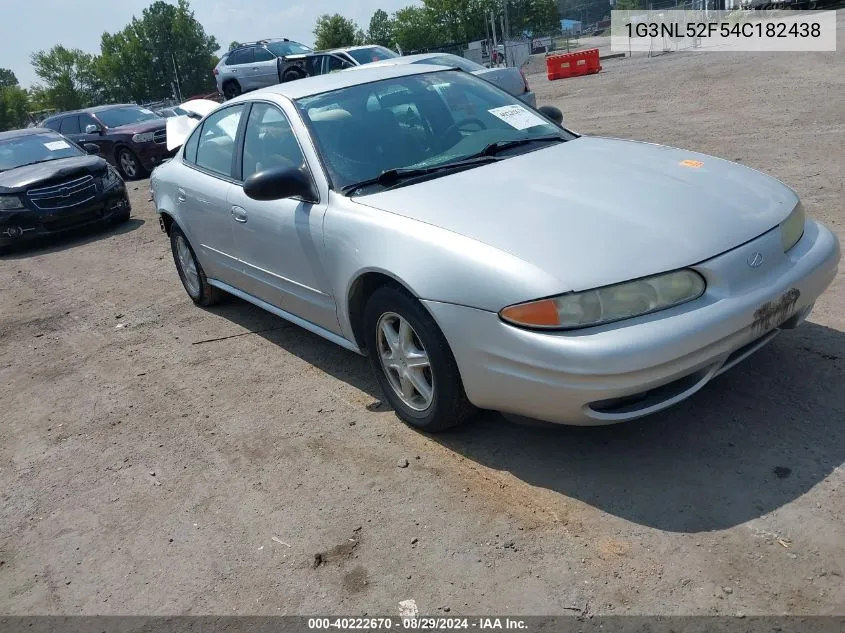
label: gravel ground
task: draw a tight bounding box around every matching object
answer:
[1,16,844,616]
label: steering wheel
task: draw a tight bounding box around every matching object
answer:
[442,117,487,139]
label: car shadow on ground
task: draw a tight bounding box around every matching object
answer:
[210,298,845,534]
[0,218,144,259]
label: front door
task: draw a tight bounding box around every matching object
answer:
[229,101,339,334]
[179,103,246,284]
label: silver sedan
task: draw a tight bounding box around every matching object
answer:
[351,52,538,108]
[150,64,840,432]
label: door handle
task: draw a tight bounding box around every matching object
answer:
[177,188,187,203]
[231,206,248,223]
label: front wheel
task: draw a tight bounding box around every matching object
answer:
[116,148,145,180]
[363,285,476,432]
[169,226,222,306]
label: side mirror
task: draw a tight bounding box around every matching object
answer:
[538,105,564,127]
[243,167,317,202]
[83,143,100,155]
[85,124,101,134]
[341,61,353,69]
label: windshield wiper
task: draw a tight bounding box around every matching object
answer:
[340,155,501,195]
[11,159,62,169]
[468,135,566,160]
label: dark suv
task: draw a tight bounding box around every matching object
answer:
[42,104,175,180]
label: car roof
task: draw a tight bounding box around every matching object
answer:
[44,104,140,120]
[360,53,443,68]
[327,45,388,53]
[0,127,56,141]
[231,63,450,101]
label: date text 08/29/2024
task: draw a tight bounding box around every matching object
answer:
[307,617,528,630]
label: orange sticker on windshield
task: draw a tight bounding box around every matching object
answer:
[679,159,704,168]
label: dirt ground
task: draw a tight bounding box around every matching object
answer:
[2,16,844,617]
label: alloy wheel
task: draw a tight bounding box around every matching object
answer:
[175,234,200,297]
[119,151,138,178]
[376,312,434,411]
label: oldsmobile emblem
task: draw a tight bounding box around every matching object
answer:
[746,252,764,268]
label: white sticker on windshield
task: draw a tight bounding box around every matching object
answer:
[139,108,155,114]
[44,140,71,151]
[488,105,547,130]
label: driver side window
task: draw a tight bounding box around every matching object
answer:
[242,102,307,181]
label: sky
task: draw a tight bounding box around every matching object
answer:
[0,0,417,88]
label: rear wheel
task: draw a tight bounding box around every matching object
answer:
[363,285,476,432]
[222,80,241,100]
[170,226,222,307]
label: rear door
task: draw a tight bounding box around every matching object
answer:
[58,116,84,144]
[178,103,248,286]
[224,47,253,90]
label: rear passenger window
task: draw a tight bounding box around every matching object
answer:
[226,48,253,65]
[183,126,201,163]
[43,118,62,132]
[60,116,81,134]
[194,105,245,177]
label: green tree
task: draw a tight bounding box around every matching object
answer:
[0,68,18,89]
[228,41,241,51]
[367,10,396,47]
[392,6,444,52]
[313,14,361,49]
[0,85,30,131]
[29,45,101,111]
[98,0,219,103]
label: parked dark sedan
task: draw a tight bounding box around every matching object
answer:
[42,104,176,179]
[0,128,130,254]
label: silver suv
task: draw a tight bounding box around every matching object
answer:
[214,39,314,100]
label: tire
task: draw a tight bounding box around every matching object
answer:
[222,80,241,100]
[116,148,145,180]
[363,285,476,432]
[169,225,222,307]
[282,69,305,83]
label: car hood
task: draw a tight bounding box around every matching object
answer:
[110,119,166,134]
[0,155,107,192]
[356,136,798,292]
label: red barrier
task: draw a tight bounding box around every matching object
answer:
[546,48,602,80]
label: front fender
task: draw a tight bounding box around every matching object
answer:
[325,194,564,342]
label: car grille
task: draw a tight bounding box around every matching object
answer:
[153,129,167,144]
[27,175,96,210]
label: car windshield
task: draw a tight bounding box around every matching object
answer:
[346,46,400,64]
[96,106,161,128]
[0,132,84,172]
[296,70,571,193]
[416,54,486,73]
[266,41,313,57]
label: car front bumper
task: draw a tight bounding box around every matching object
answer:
[0,187,130,249]
[136,143,178,171]
[424,219,840,425]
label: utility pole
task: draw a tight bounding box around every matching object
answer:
[503,0,511,66]
[170,52,183,103]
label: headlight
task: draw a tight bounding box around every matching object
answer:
[132,132,155,143]
[103,165,122,189]
[0,195,24,211]
[780,202,805,252]
[500,269,706,330]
